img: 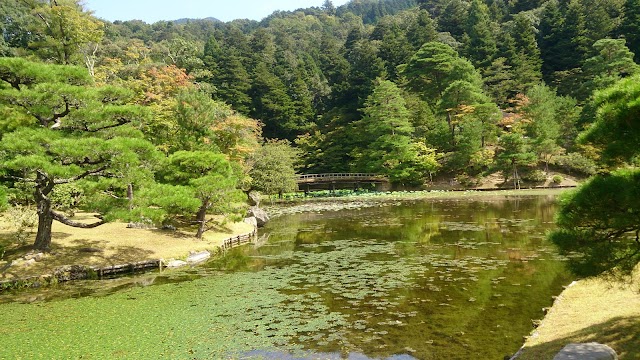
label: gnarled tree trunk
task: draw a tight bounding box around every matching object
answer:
[33,171,55,251]
[195,200,209,239]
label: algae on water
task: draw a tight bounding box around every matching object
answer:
[0,195,570,359]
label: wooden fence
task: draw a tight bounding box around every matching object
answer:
[0,228,258,291]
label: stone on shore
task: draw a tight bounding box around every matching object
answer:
[186,251,211,264]
[247,191,261,207]
[164,259,188,268]
[247,206,269,227]
[243,216,258,228]
[553,343,618,360]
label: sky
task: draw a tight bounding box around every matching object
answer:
[83,0,351,23]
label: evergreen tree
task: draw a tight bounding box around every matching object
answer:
[550,76,640,279]
[483,57,516,106]
[406,9,438,50]
[509,13,543,95]
[464,0,498,71]
[563,0,590,70]
[250,61,299,140]
[496,132,537,189]
[581,38,639,97]
[437,0,469,41]
[620,0,640,62]
[353,79,434,185]
[338,38,387,114]
[371,18,413,80]
[214,52,253,115]
[0,58,157,251]
[158,151,243,238]
[539,0,568,80]
[399,42,482,105]
[520,84,565,172]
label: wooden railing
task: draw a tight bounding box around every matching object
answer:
[297,173,388,183]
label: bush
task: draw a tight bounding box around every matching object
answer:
[552,175,564,184]
[455,174,479,187]
[523,169,547,182]
[1,206,37,245]
[50,183,84,216]
[0,186,7,212]
[556,152,597,175]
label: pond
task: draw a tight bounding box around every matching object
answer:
[0,194,571,359]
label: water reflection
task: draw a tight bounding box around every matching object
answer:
[232,195,570,359]
[0,195,571,360]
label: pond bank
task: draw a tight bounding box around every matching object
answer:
[265,188,570,218]
[513,276,640,359]
[0,219,256,290]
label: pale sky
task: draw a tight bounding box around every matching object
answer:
[84,0,351,23]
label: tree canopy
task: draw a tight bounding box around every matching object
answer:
[550,76,640,279]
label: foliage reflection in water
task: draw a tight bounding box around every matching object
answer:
[0,195,570,360]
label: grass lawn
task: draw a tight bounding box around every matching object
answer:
[0,213,254,280]
[515,276,640,359]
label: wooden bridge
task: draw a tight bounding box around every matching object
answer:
[296,173,390,193]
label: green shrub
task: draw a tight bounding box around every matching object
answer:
[455,174,479,187]
[556,152,597,175]
[2,206,37,245]
[552,175,564,184]
[523,170,547,182]
[50,183,84,216]
[0,186,7,212]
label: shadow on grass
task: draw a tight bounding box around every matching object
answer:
[55,238,156,266]
[148,228,194,239]
[517,316,640,359]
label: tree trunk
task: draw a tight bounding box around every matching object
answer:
[33,206,54,251]
[127,183,134,210]
[447,112,455,142]
[33,171,55,251]
[195,202,208,239]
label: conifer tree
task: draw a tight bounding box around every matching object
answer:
[464,0,498,71]
[509,13,542,94]
[0,58,157,251]
[550,75,640,279]
[620,0,640,61]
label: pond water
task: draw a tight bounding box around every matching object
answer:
[0,194,571,360]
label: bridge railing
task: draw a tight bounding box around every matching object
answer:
[297,173,386,182]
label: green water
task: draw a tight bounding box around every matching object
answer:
[0,195,571,359]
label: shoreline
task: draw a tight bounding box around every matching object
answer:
[0,221,256,291]
[512,277,640,359]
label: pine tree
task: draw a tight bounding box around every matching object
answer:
[620,0,640,62]
[353,79,434,185]
[437,0,469,41]
[406,9,438,50]
[539,0,568,80]
[464,0,498,71]
[581,38,639,97]
[0,58,157,250]
[250,61,297,140]
[510,13,542,94]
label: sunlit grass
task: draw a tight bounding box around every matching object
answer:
[0,213,254,280]
[516,275,640,359]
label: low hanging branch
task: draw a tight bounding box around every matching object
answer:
[51,210,106,228]
[54,164,108,184]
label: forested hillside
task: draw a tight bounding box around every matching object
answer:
[1,0,639,250]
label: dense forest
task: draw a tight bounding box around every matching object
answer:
[0,0,639,268]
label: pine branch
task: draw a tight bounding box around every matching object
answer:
[51,210,106,229]
[54,164,108,184]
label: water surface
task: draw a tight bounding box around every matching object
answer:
[0,194,570,359]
